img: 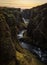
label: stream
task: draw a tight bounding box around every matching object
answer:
[17,18,47,64]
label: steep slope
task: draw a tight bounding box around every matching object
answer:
[27,3,47,49]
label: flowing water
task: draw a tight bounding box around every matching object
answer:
[17,18,47,64]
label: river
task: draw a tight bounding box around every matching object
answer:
[17,18,47,64]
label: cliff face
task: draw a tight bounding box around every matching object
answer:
[27,3,47,49]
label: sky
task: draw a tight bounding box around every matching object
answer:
[0,0,47,9]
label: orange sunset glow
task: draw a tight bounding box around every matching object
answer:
[0,0,47,9]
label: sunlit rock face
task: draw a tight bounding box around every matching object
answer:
[27,3,47,49]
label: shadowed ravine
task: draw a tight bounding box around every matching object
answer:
[17,29,47,64]
[0,3,47,65]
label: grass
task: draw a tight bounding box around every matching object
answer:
[16,48,45,65]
